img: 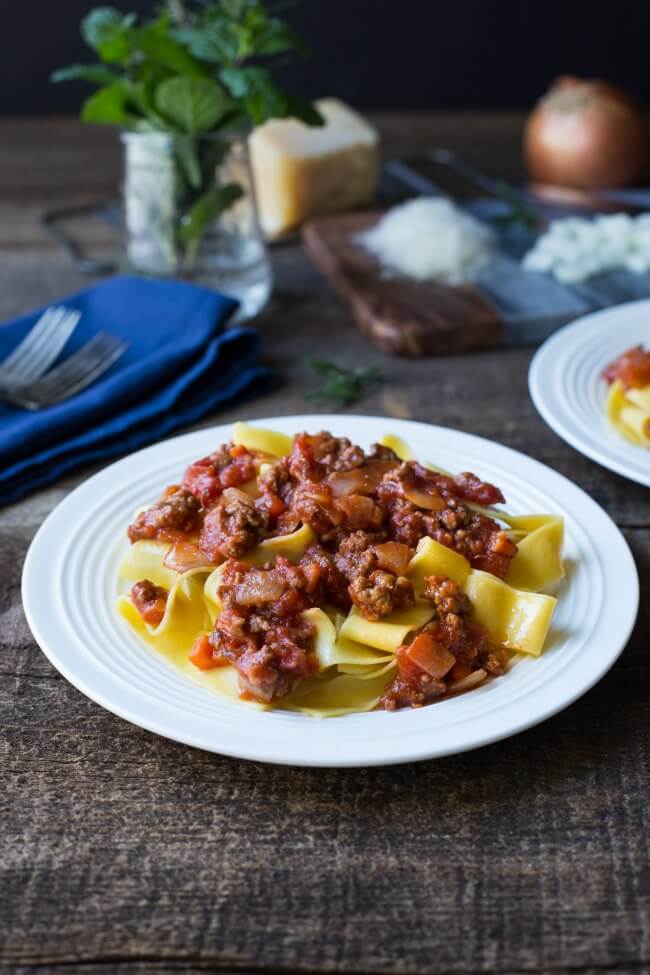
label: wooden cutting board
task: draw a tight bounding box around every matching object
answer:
[302,211,503,357]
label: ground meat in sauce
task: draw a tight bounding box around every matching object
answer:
[199,487,268,561]
[380,574,508,710]
[127,487,201,543]
[130,579,168,626]
[182,443,257,507]
[348,570,415,621]
[138,431,517,707]
[210,558,317,701]
[307,432,366,471]
[285,433,401,484]
[378,467,516,578]
[259,456,293,501]
[299,544,351,610]
[422,574,471,617]
[330,530,415,620]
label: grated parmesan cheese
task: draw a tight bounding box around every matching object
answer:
[359,197,493,282]
[523,212,650,284]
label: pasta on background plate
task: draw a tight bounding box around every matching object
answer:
[603,345,650,448]
[117,424,565,717]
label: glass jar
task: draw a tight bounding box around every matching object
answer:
[121,130,272,320]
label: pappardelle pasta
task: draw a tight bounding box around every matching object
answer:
[603,345,650,448]
[117,425,564,717]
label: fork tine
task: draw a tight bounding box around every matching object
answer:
[25,332,128,405]
[16,309,81,384]
[0,306,68,380]
[41,340,128,405]
[0,306,81,385]
[32,332,123,392]
[0,307,57,379]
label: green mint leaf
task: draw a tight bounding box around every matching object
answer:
[220,0,252,19]
[284,94,324,127]
[174,136,203,189]
[81,83,132,125]
[127,80,172,130]
[308,359,347,378]
[171,27,238,63]
[81,7,136,64]
[219,65,254,99]
[355,364,384,383]
[154,76,230,134]
[134,20,205,77]
[244,72,288,124]
[255,20,305,56]
[50,63,120,86]
[220,67,320,126]
[179,183,244,263]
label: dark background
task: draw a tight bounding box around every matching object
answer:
[3,0,650,115]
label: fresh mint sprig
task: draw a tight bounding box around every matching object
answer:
[306,360,385,408]
[52,2,322,270]
[52,2,322,133]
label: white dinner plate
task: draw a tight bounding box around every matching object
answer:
[529,300,650,487]
[22,415,638,767]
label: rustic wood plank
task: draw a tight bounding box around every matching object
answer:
[6,969,649,975]
[2,667,649,973]
[1,116,648,975]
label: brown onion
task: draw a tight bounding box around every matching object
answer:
[401,484,446,511]
[328,468,375,497]
[327,461,391,498]
[448,669,487,694]
[234,569,286,605]
[374,541,412,577]
[525,76,650,189]
[334,494,378,530]
[163,541,213,573]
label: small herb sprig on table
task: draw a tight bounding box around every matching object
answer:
[306,360,384,408]
[490,181,539,231]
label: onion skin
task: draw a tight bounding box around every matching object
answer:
[525,76,650,189]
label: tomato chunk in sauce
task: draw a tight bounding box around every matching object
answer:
[381,575,509,710]
[603,345,650,389]
[130,579,168,627]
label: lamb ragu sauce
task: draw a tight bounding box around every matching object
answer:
[603,345,650,389]
[128,433,516,709]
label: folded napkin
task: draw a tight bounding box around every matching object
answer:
[0,275,274,504]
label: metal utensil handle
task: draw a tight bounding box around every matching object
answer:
[41,202,118,276]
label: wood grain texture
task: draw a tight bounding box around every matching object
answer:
[0,115,649,975]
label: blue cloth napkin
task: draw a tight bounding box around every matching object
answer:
[0,275,274,504]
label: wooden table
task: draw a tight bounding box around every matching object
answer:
[1,116,648,975]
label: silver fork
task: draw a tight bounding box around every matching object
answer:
[0,331,129,410]
[0,306,81,387]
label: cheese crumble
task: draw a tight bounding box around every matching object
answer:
[359,197,493,282]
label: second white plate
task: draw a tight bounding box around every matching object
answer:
[529,299,650,487]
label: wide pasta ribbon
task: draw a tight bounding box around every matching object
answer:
[232,421,293,457]
[340,536,557,657]
[606,379,650,446]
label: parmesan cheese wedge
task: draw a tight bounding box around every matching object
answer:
[249,97,379,238]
